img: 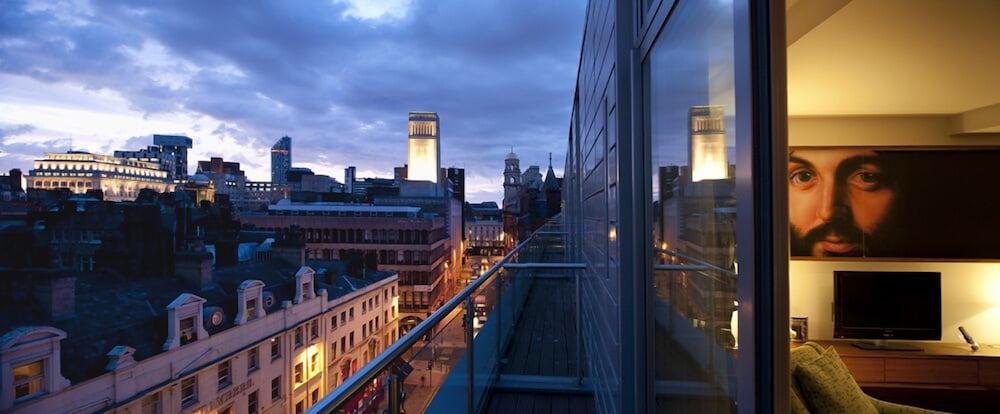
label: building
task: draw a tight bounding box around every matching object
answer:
[0,246,399,414]
[195,157,284,212]
[501,149,521,249]
[0,169,25,201]
[25,151,173,202]
[113,145,178,182]
[271,136,292,185]
[344,166,356,195]
[152,134,193,180]
[240,200,452,334]
[464,202,503,275]
[406,112,440,183]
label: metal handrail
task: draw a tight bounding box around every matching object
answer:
[309,225,554,414]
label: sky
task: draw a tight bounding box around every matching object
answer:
[0,0,585,203]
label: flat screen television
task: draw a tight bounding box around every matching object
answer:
[834,271,941,350]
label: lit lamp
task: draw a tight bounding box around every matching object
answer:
[688,106,728,182]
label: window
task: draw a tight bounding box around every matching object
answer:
[179,317,196,345]
[362,301,367,314]
[391,286,395,296]
[180,376,197,407]
[295,400,304,414]
[12,360,44,401]
[376,316,380,329]
[363,324,367,338]
[331,341,338,359]
[368,298,373,309]
[646,0,743,410]
[270,336,282,360]
[349,332,354,348]
[271,376,282,402]
[217,360,232,390]
[218,405,234,414]
[294,363,304,384]
[247,347,259,373]
[349,308,354,320]
[248,390,259,414]
[331,315,338,330]
[310,353,319,373]
[375,295,380,306]
[341,337,346,352]
[340,311,346,325]
[311,388,319,404]
[247,298,258,320]
[294,326,304,348]
[310,320,319,340]
[141,392,161,414]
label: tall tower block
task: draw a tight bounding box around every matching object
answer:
[406,112,440,183]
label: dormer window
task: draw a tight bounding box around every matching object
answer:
[235,280,266,326]
[246,299,258,320]
[163,293,209,351]
[13,360,44,401]
[294,267,317,304]
[179,317,196,345]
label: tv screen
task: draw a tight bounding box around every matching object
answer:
[834,271,941,341]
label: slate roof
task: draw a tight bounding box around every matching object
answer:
[0,257,396,385]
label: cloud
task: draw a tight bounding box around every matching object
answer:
[0,0,584,203]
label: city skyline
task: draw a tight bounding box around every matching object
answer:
[0,0,583,203]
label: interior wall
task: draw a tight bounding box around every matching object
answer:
[788,116,1000,344]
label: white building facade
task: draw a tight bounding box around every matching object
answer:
[1,268,399,414]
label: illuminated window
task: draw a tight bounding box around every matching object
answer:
[294,363,304,384]
[13,360,45,401]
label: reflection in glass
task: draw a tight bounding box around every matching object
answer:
[647,0,739,412]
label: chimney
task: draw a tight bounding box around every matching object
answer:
[35,275,76,320]
[175,250,214,289]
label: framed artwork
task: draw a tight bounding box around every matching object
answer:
[788,147,1000,260]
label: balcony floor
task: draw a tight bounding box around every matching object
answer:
[484,276,595,413]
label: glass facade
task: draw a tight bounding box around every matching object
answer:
[647,0,741,411]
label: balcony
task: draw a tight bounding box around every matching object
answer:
[310,217,594,414]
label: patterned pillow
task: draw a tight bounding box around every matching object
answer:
[795,345,878,414]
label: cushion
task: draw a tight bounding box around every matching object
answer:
[789,344,823,414]
[795,345,878,414]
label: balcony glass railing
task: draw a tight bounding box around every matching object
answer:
[309,220,571,414]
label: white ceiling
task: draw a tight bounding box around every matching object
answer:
[787,0,1000,117]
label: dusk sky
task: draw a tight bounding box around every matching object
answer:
[0,0,585,203]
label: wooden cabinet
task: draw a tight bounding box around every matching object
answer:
[798,341,1000,412]
[804,341,1000,389]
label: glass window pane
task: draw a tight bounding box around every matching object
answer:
[648,0,740,412]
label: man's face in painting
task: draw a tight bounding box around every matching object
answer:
[789,149,897,257]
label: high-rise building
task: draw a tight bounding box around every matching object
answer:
[344,166,356,194]
[406,112,440,183]
[271,136,292,184]
[152,134,193,180]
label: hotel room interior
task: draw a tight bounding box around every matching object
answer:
[784,1,1000,412]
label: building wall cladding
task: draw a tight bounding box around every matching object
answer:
[569,0,622,412]
[6,275,399,414]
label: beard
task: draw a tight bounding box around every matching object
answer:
[791,219,869,257]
